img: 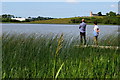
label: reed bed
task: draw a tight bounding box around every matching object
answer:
[2,33,120,79]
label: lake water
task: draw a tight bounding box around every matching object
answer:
[2,23,118,38]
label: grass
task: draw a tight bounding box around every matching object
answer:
[0,36,2,80]
[27,18,72,24]
[23,16,119,25]
[2,33,120,79]
[2,16,118,25]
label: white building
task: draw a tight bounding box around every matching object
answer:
[90,12,98,17]
[11,18,26,21]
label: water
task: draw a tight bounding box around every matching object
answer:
[2,23,118,38]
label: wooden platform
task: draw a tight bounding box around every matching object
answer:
[74,45,119,50]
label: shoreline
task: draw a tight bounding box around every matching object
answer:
[1,22,117,25]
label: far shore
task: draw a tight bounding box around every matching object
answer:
[1,22,117,25]
[1,15,120,25]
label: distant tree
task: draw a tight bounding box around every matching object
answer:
[109,11,116,16]
[2,14,8,18]
[2,14,15,22]
[28,17,31,18]
[106,13,109,16]
[37,16,43,20]
[2,14,14,18]
[8,14,14,18]
[98,12,102,16]
[37,16,41,18]
[106,11,116,16]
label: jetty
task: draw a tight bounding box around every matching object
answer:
[75,45,119,50]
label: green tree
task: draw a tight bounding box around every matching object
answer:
[98,12,102,16]
[106,13,109,16]
[106,11,116,16]
[2,14,14,18]
[2,14,8,18]
[28,17,31,18]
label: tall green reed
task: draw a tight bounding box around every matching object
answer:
[53,33,64,79]
[2,33,120,79]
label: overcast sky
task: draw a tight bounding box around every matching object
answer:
[1,0,120,2]
[2,2,118,18]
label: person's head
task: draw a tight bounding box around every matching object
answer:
[94,21,97,25]
[82,19,85,22]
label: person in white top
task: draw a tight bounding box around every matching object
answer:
[93,21,100,45]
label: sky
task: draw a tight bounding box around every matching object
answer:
[1,0,120,2]
[1,2,119,18]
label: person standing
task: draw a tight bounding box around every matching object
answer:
[79,19,87,45]
[93,21,100,45]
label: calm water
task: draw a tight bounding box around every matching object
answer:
[2,23,118,38]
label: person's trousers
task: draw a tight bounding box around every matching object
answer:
[80,32,86,45]
[94,36,98,45]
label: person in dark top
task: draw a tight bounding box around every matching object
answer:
[79,19,87,45]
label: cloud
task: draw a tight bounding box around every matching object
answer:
[66,0,77,2]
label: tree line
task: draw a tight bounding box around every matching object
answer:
[1,11,120,25]
[71,11,120,25]
[0,14,54,22]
